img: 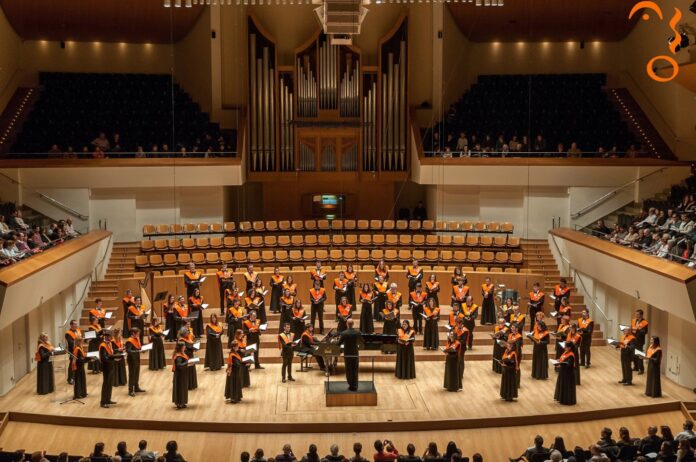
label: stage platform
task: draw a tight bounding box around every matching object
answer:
[0,347,693,434]
[325,381,377,406]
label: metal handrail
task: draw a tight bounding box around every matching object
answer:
[60,233,113,328]
[570,167,669,219]
[37,193,88,221]
[549,233,613,336]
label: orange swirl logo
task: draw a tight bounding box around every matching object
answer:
[629,1,682,82]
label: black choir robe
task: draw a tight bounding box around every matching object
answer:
[554,352,577,405]
[72,347,88,399]
[423,307,440,350]
[148,327,166,370]
[269,275,284,313]
[204,324,224,371]
[481,285,496,325]
[645,347,662,397]
[182,338,198,390]
[111,340,127,386]
[99,343,115,405]
[500,352,518,401]
[444,341,462,391]
[359,294,375,334]
[125,339,142,392]
[395,329,416,379]
[172,354,189,406]
[492,328,508,374]
[531,332,550,380]
[36,345,55,395]
[224,352,244,403]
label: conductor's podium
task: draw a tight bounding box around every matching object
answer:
[325,380,378,407]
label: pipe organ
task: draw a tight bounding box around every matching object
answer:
[246,15,408,176]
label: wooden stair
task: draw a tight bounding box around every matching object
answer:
[83,243,138,309]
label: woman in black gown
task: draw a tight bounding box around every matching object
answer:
[554,343,577,405]
[443,331,462,391]
[225,341,244,404]
[425,274,440,306]
[500,343,518,401]
[204,314,224,371]
[148,317,166,370]
[188,288,205,339]
[345,264,357,307]
[382,300,399,336]
[291,299,307,338]
[359,283,375,334]
[645,336,662,397]
[423,298,440,350]
[253,278,268,324]
[279,288,294,333]
[35,333,55,395]
[171,342,189,409]
[491,318,508,374]
[72,338,88,400]
[87,318,103,374]
[269,267,285,314]
[233,330,251,388]
[530,321,550,380]
[373,275,388,322]
[163,295,177,342]
[396,320,416,379]
[111,328,127,387]
[179,326,198,390]
[480,277,496,325]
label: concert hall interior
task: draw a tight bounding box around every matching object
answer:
[1,0,696,461]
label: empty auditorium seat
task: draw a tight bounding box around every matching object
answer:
[399,235,411,246]
[305,235,318,247]
[211,223,223,233]
[206,252,220,264]
[385,234,398,246]
[440,235,452,246]
[289,250,302,262]
[453,250,467,262]
[210,237,223,249]
[344,220,356,230]
[223,236,236,248]
[239,221,252,232]
[412,249,425,261]
[182,239,196,250]
[234,251,247,264]
[510,252,523,264]
[264,236,277,247]
[493,236,507,247]
[373,235,385,246]
[408,220,421,231]
[435,221,446,231]
[413,235,425,246]
[440,250,453,262]
[316,249,328,261]
[480,236,493,247]
[425,235,438,246]
[384,249,398,261]
[467,251,481,264]
[345,234,358,246]
[237,236,251,248]
[275,250,289,262]
[163,254,178,266]
[357,220,370,231]
[396,220,408,231]
[135,255,149,267]
[481,251,495,264]
[369,220,382,231]
[141,240,155,252]
[447,221,460,232]
[197,223,210,233]
[278,236,291,247]
[460,221,473,233]
[332,235,345,246]
[143,224,156,236]
[266,221,278,232]
[382,220,395,231]
[247,251,261,263]
[171,224,184,234]
[155,239,169,251]
[220,252,233,264]
[495,251,508,264]
[329,249,342,262]
[183,223,197,234]
[507,236,520,248]
[474,221,487,232]
[156,224,170,235]
[252,221,265,233]
[196,238,210,249]
[192,253,206,265]
[178,253,192,266]
[424,250,439,263]
[291,235,304,247]
[359,235,372,246]
[421,220,434,231]
[331,220,343,231]
[261,251,275,263]
[488,222,500,233]
[291,220,304,232]
[466,236,479,247]
[305,220,317,231]
[398,249,411,261]
[278,220,291,232]
[318,235,331,246]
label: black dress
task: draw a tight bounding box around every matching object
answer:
[500,353,518,401]
[423,308,440,349]
[87,329,102,373]
[395,330,416,379]
[183,338,198,390]
[36,345,55,395]
[172,354,189,406]
[481,285,496,325]
[383,312,399,336]
[554,352,577,405]
[279,298,293,333]
[188,297,205,338]
[111,341,127,387]
[531,333,549,380]
[72,347,88,399]
[425,282,440,306]
[444,341,462,391]
[291,310,306,338]
[164,304,177,342]
[224,352,243,403]
[148,327,166,370]
[492,328,508,374]
[204,324,224,371]
[360,294,375,334]
[270,276,284,313]
[239,344,251,387]
[645,348,662,397]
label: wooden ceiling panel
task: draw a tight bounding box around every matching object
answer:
[0,0,205,43]
[448,0,640,42]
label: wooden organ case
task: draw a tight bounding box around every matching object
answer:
[247,14,409,180]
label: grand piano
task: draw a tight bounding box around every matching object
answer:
[310,329,397,375]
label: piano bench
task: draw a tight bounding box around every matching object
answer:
[298,352,313,372]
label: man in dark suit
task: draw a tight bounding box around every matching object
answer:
[339,319,361,391]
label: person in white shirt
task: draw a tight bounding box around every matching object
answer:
[654,234,673,258]
[675,420,695,441]
[455,132,468,153]
[636,207,658,228]
[0,216,9,236]
[677,213,694,235]
[65,218,79,237]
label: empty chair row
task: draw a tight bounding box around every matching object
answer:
[142,219,514,236]
[140,234,521,252]
[135,249,524,268]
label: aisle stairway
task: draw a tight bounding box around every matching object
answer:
[600,187,671,229]
[76,240,605,365]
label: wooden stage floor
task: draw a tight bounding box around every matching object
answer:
[0,346,692,434]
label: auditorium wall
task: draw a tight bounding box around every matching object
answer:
[0,5,21,114]
[174,6,213,115]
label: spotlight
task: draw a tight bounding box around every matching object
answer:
[668,33,689,52]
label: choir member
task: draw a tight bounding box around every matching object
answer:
[244,288,262,318]
[453,317,469,381]
[253,278,268,324]
[499,297,516,323]
[632,309,649,374]
[243,264,259,292]
[226,299,246,346]
[224,282,242,308]
[35,333,56,395]
[72,337,88,400]
[278,323,295,383]
[528,282,545,327]
[269,267,285,314]
[443,330,462,391]
[345,264,357,307]
[409,283,427,334]
[225,341,244,404]
[204,314,224,371]
[179,326,198,390]
[99,331,117,408]
[406,259,424,292]
[425,274,440,306]
[163,294,177,342]
[183,262,203,299]
[554,343,577,405]
[283,275,298,297]
[382,300,400,336]
[87,317,103,374]
[126,296,147,341]
[462,296,478,350]
[359,283,375,334]
[530,321,549,380]
[216,263,235,315]
[278,288,294,332]
[451,266,466,288]
[310,260,327,287]
[89,298,107,329]
[645,336,662,398]
[122,289,135,326]
[188,289,205,338]
[233,329,251,387]
[291,299,307,338]
[337,296,352,332]
[423,297,440,350]
[617,326,636,386]
[243,310,264,369]
[173,295,190,336]
[396,320,416,379]
[509,304,526,332]
[298,324,325,371]
[111,328,127,387]
[309,280,326,334]
[507,324,523,389]
[500,343,518,401]
[481,277,496,325]
[125,327,146,397]
[64,319,82,384]
[491,318,508,374]
[451,279,469,307]
[553,316,571,359]
[171,342,189,409]
[333,271,349,313]
[148,317,166,370]
[375,259,389,282]
[386,283,403,311]
[552,279,572,312]
[577,309,594,368]
[449,302,464,329]
[373,275,388,322]
[566,325,582,385]
[555,297,572,323]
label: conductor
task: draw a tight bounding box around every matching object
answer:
[339,319,361,391]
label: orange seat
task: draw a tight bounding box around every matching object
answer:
[331,220,344,231]
[507,236,520,248]
[135,255,149,267]
[291,235,304,247]
[266,221,278,232]
[446,221,460,232]
[156,224,170,235]
[247,251,261,263]
[223,236,236,248]
[382,220,395,231]
[357,220,370,231]
[460,221,473,233]
[465,236,479,247]
[191,253,206,265]
[210,223,223,233]
[182,238,195,250]
[237,236,251,248]
[480,236,493,247]
[329,249,342,262]
[264,236,277,247]
[395,220,408,231]
[412,235,425,246]
[385,235,398,246]
[317,220,330,231]
[399,235,412,246]
[278,236,291,247]
[141,240,155,252]
[278,221,291,232]
[501,222,514,233]
[223,222,237,233]
[369,220,382,231]
[398,249,411,261]
[344,249,357,261]
[195,238,210,249]
[494,251,508,264]
[421,220,434,231]
[210,237,224,249]
[275,250,289,262]
[183,223,197,234]
[510,252,523,264]
[425,235,439,246]
[493,236,507,247]
[481,251,495,264]
[291,220,304,232]
[373,235,385,246]
[239,221,252,232]
[178,253,192,266]
[345,234,358,246]
[487,222,500,233]
[220,252,234,264]
[261,251,275,263]
[453,250,467,262]
[344,220,356,231]
[197,223,210,233]
[467,251,481,264]
[143,225,156,236]
[332,235,345,246]
[474,221,487,232]
[252,221,265,232]
[163,254,178,266]
[206,252,220,265]
[384,249,398,261]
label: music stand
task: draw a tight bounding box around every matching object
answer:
[153,291,168,319]
[57,347,84,405]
